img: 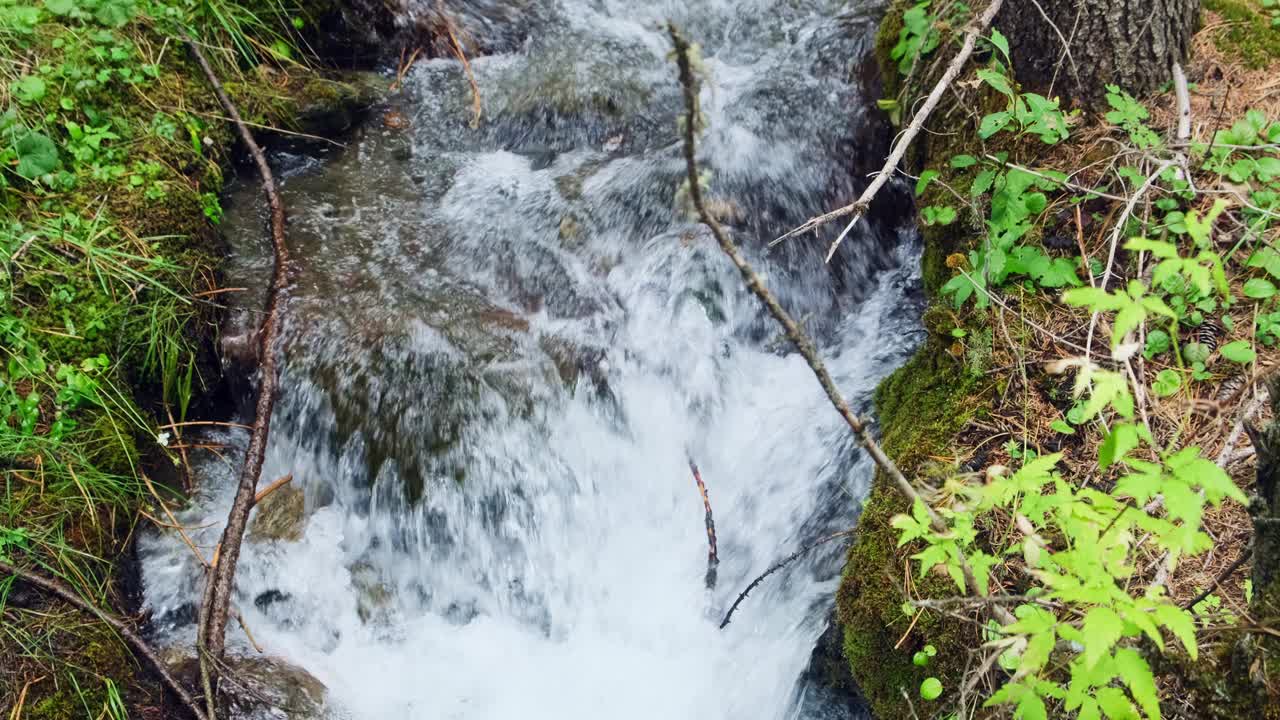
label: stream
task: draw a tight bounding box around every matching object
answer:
[140,1,922,717]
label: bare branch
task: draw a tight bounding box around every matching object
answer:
[184,35,291,717]
[719,529,857,629]
[770,0,1006,261]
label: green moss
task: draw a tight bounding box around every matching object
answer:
[2,3,388,713]
[836,330,987,719]
[873,0,910,103]
[1204,0,1280,70]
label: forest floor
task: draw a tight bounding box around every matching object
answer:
[839,1,1280,718]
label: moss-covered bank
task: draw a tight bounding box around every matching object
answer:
[0,0,385,713]
[836,1,1280,718]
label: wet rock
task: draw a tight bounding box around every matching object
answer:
[294,72,391,137]
[248,485,307,543]
[558,214,582,246]
[799,610,871,716]
[170,653,330,720]
[537,335,610,398]
[349,561,395,625]
[254,589,292,611]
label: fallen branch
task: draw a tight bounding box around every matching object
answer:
[668,23,1012,626]
[688,460,719,590]
[1182,543,1253,611]
[719,529,857,629]
[184,35,291,718]
[770,0,1005,262]
[0,560,208,720]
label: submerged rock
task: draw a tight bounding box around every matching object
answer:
[248,485,307,542]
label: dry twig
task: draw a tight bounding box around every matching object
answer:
[770,0,1005,262]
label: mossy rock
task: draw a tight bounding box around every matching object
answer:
[838,335,986,720]
[249,484,308,542]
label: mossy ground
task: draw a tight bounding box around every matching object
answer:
[1203,0,1280,69]
[1,0,383,714]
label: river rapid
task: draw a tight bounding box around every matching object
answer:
[140,1,922,718]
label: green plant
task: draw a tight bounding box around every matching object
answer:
[891,2,943,74]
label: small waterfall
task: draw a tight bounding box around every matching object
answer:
[140,1,921,717]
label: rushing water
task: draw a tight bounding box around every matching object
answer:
[140,1,923,717]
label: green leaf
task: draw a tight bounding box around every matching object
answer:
[12,75,46,104]
[1154,604,1198,659]
[971,169,998,196]
[1143,330,1170,358]
[989,29,1010,58]
[1247,248,1280,279]
[1244,278,1277,299]
[980,111,1014,139]
[1051,419,1075,434]
[920,677,943,701]
[1100,424,1141,470]
[94,0,135,27]
[977,68,1015,96]
[1017,691,1049,720]
[1114,648,1160,720]
[922,205,957,226]
[951,154,978,169]
[45,0,76,14]
[1063,287,1124,311]
[1096,687,1139,720]
[1152,369,1182,397]
[916,170,940,196]
[1082,607,1125,670]
[1220,340,1256,364]
[1124,237,1178,259]
[1163,480,1203,523]
[1181,342,1211,365]
[14,131,60,179]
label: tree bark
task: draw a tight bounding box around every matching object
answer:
[996,0,1199,106]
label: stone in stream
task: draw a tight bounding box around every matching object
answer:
[248,485,307,543]
[167,652,331,719]
[349,561,396,625]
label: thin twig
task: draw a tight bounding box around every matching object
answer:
[1183,543,1253,611]
[439,0,482,128]
[770,0,1005,261]
[253,474,294,504]
[0,560,208,720]
[688,460,719,590]
[719,529,857,629]
[1084,160,1175,362]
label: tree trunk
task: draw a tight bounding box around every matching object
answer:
[996,0,1199,106]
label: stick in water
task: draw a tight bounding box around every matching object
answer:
[689,459,719,590]
[719,530,857,629]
